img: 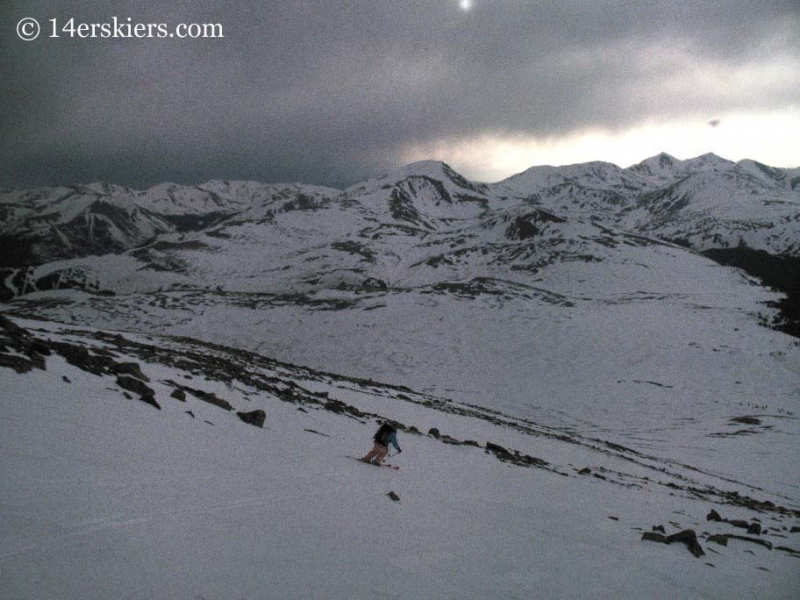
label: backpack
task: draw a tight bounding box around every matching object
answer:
[373,423,395,446]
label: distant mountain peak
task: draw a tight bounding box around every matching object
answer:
[684,152,733,169]
[381,160,467,186]
[627,153,683,176]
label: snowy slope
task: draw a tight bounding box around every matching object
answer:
[2,315,799,599]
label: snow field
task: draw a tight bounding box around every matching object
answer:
[2,323,799,599]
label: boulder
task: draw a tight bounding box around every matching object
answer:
[707,509,723,522]
[236,410,266,428]
[642,529,705,558]
[707,535,729,547]
[112,362,150,382]
[116,375,160,409]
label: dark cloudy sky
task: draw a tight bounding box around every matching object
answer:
[3,1,799,190]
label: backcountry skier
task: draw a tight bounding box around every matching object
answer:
[362,422,401,465]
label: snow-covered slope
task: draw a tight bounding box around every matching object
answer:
[2,315,798,599]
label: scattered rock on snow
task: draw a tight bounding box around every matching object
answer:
[387,491,400,502]
[0,315,49,373]
[706,509,761,534]
[183,386,234,411]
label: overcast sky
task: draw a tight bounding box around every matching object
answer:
[3,1,799,190]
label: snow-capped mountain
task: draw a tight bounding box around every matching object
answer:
[500,153,800,255]
[4,153,797,274]
[0,180,339,267]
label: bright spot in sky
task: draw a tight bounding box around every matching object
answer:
[459,0,473,12]
[399,108,800,182]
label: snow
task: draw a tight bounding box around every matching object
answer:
[2,317,799,599]
[2,153,800,598]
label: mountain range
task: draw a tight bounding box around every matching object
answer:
[2,153,798,269]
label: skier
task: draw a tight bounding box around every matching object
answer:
[362,421,401,465]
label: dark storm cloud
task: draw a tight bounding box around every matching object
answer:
[2,0,798,189]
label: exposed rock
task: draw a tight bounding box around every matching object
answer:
[236,409,266,428]
[0,315,50,373]
[116,375,160,409]
[112,362,150,382]
[728,519,751,530]
[324,398,367,419]
[428,428,441,438]
[170,388,187,401]
[387,491,400,502]
[726,535,772,550]
[485,441,549,469]
[707,534,729,546]
[303,428,330,437]
[652,525,666,534]
[184,387,233,411]
[707,509,723,522]
[486,441,513,458]
[730,416,762,425]
[642,529,705,558]
[29,341,52,356]
[578,467,592,475]
[440,434,462,445]
[706,509,761,534]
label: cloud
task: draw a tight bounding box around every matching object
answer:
[401,108,800,182]
[2,1,799,189]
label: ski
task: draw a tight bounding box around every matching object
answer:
[348,456,400,470]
